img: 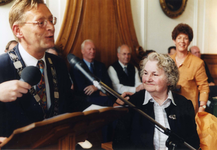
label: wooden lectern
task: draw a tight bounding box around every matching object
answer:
[0,107,128,150]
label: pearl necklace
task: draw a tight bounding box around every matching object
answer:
[175,57,184,67]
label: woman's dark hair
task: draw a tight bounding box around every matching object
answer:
[172,23,193,42]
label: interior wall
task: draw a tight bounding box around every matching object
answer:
[1,0,217,55]
[131,0,217,54]
[0,1,14,54]
[131,0,192,53]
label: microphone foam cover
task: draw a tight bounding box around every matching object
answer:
[67,53,81,68]
[21,66,41,86]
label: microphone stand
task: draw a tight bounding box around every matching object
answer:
[96,81,196,150]
[67,53,196,149]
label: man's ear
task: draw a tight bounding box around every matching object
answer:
[12,24,23,38]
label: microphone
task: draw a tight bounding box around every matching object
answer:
[20,66,41,86]
[67,53,106,93]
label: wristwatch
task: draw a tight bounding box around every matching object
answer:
[200,105,206,109]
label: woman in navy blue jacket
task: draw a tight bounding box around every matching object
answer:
[113,53,200,150]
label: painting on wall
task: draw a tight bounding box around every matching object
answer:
[0,0,13,6]
[159,0,188,18]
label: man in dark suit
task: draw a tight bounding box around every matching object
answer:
[0,0,92,139]
[70,39,114,106]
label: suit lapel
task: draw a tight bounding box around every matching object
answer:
[14,44,26,69]
[165,94,178,133]
[45,54,55,115]
[82,59,92,73]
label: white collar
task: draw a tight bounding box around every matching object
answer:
[118,60,127,68]
[143,90,176,106]
[19,44,46,67]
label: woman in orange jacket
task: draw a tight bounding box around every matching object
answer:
[170,23,209,113]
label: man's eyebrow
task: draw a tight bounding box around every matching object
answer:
[35,15,53,20]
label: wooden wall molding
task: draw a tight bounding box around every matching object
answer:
[55,0,141,67]
[201,54,217,84]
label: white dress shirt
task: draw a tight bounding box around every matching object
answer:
[107,61,142,94]
[19,44,51,109]
[143,90,176,150]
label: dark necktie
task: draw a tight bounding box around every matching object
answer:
[124,67,128,76]
[36,60,47,110]
[90,63,95,74]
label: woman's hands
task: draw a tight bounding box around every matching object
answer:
[0,137,7,144]
[113,92,134,107]
[198,101,207,112]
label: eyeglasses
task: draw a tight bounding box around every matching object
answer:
[22,17,57,28]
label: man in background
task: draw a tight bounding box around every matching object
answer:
[190,46,215,86]
[168,46,176,56]
[46,47,59,56]
[70,39,114,106]
[5,40,18,52]
[108,44,143,94]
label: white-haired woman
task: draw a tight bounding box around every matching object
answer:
[113,52,200,150]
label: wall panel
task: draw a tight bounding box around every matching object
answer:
[201,54,217,84]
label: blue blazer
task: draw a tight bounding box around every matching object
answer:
[0,45,90,137]
[113,90,200,150]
